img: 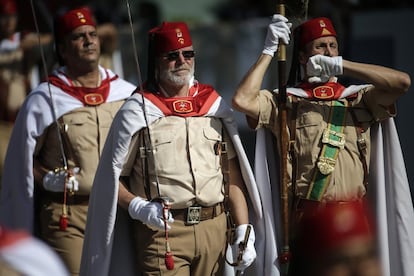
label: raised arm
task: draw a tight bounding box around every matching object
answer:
[306,54,410,107]
[232,54,272,120]
[342,59,410,106]
[232,14,291,121]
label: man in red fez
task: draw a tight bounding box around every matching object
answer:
[0,6,136,276]
[232,13,414,276]
[291,201,382,276]
[53,7,97,66]
[81,21,261,276]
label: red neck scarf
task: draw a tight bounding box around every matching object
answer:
[48,70,118,106]
[294,82,356,100]
[138,83,219,117]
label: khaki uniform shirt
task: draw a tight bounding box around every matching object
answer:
[257,86,395,201]
[34,101,125,195]
[122,116,236,209]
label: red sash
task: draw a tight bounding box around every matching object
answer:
[138,83,220,117]
[294,82,356,100]
[48,70,118,106]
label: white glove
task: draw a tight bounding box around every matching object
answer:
[306,54,343,83]
[128,197,174,230]
[231,224,256,272]
[263,14,292,57]
[42,170,66,192]
[67,167,80,192]
[42,167,80,192]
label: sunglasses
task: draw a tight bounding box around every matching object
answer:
[163,50,195,61]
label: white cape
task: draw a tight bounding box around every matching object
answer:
[254,118,414,276]
[0,66,136,232]
[80,93,263,276]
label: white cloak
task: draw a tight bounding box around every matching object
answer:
[0,66,136,232]
[80,92,263,276]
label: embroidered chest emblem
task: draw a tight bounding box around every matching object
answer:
[313,85,334,99]
[84,93,104,105]
[172,99,193,113]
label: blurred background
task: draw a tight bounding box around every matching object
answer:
[12,0,414,199]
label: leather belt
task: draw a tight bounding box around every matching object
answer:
[171,202,224,225]
[296,198,362,211]
[42,191,89,205]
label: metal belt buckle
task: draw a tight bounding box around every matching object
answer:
[186,206,202,224]
[322,129,345,149]
[317,156,336,175]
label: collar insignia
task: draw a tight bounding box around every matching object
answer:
[84,93,104,105]
[313,85,334,99]
[172,99,193,113]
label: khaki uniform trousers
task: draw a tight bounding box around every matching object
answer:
[38,197,88,276]
[132,212,227,276]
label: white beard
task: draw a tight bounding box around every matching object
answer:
[160,64,195,87]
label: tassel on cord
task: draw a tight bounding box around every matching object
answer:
[59,168,68,231]
[162,200,174,270]
[59,207,68,231]
[165,242,174,270]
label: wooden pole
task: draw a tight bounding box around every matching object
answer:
[276,2,291,275]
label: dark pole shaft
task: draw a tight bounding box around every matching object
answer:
[277,3,287,103]
[276,2,291,275]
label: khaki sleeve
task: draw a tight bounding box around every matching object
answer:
[257,89,278,130]
[362,86,397,121]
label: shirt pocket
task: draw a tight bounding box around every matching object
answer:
[61,112,95,152]
[202,126,222,171]
[296,112,323,144]
[295,112,324,164]
[151,129,175,173]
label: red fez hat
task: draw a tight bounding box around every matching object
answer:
[0,0,17,15]
[297,17,336,48]
[298,201,374,255]
[0,227,29,248]
[149,22,193,55]
[55,7,96,41]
